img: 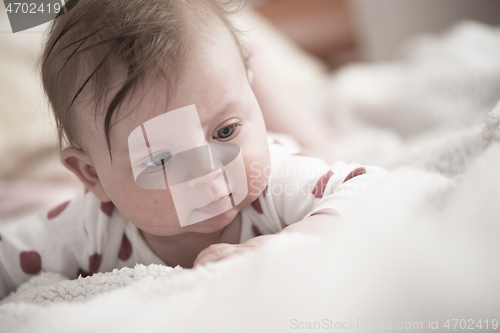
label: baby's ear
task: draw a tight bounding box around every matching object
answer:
[60,147,111,202]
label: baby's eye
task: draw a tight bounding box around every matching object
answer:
[144,151,172,167]
[213,124,237,139]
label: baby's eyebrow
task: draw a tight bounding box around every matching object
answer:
[209,102,240,119]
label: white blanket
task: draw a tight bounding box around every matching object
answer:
[1,141,499,332]
[1,22,500,333]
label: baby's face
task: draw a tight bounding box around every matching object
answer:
[83,23,270,236]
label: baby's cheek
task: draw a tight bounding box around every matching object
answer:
[244,155,270,198]
[119,187,178,225]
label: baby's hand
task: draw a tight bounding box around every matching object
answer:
[193,235,272,267]
[193,214,341,267]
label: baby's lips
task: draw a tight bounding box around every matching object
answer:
[195,192,232,210]
[193,193,232,215]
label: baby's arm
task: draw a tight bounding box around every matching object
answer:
[193,213,339,267]
[281,212,341,236]
[194,155,388,267]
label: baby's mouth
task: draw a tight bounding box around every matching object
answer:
[193,193,232,215]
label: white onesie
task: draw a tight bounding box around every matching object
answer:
[0,135,388,299]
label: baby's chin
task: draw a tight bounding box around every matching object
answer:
[181,207,239,233]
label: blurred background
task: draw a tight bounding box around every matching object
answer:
[1,0,500,219]
[253,0,500,65]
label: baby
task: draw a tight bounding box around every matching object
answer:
[0,0,387,299]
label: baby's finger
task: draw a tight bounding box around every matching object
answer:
[195,243,232,261]
[194,244,244,266]
[193,243,236,267]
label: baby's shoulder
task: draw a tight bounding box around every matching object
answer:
[44,189,116,227]
[266,132,303,157]
[0,189,124,245]
[265,132,389,187]
[266,132,330,177]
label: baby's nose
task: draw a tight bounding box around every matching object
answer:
[186,168,224,188]
[165,145,213,186]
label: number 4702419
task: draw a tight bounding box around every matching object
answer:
[5,2,61,14]
[443,319,498,330]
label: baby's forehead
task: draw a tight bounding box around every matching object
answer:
[78,23,248,157]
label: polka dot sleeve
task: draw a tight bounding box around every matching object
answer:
[0,194,82,299]
[239,136,389,239]
[0,188,124,299]
[302,162,389,220]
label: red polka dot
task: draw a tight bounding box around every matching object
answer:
[251,199,263,214]
[310,208,341,217]
[118,234,132,261]
[84,188,89,194]
[343,167,366,183]
[312,170,334,199]
[292,151,312,157]
[77,268,92,278]
[19,251,42,275]
[47,201,70,219]
[89,253,102,272]
[100,201,114,217]
[252,225,262,237]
